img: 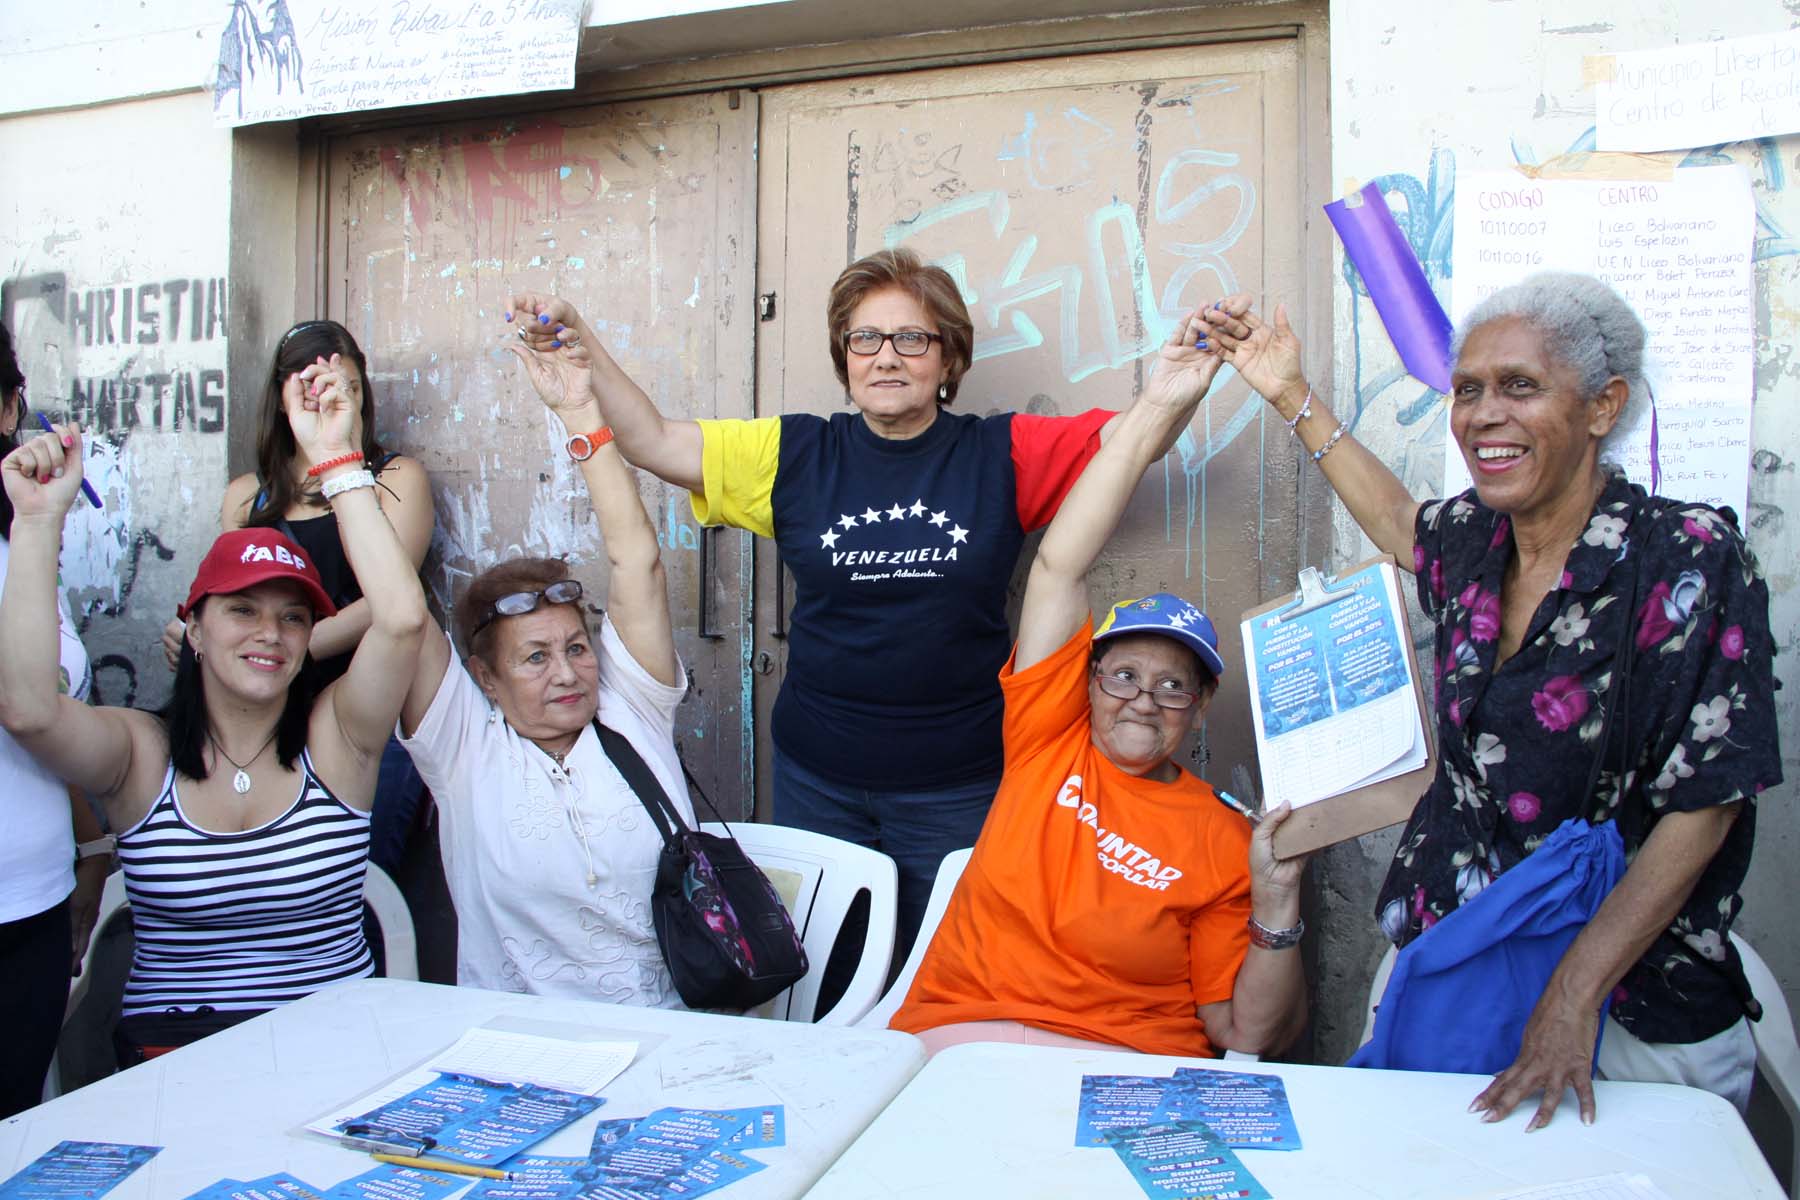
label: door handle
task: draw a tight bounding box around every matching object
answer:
[773,559,788,640]
[696,525,723,640]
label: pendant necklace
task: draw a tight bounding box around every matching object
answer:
[208,727,280,795]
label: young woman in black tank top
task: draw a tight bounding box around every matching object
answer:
[159,322,436,870]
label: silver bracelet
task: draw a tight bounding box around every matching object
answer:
[1310,423,1349,465]
[1247,914,1305,950]
[1282,387,1313,436]
[321,468,377,500]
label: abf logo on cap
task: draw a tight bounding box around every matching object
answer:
[239,542,308,571]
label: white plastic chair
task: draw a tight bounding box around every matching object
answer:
[49,864,415,1100]
[1360,942,1399,1048]
[364,863,418,982]
[859,846,972,1030]
[700,822,897,1025]
[1735,932,1799,1199]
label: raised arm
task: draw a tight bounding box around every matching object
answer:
[226,461,436,664]
[506,292,704,494]
[0,426,155,808]
[506,338,680,688]
[292,356,431,796]
[1014,309,1230,671]
[1208,304,1422,565]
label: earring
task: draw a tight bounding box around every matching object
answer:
[194,649,203,662]
[485,693,500,724]
[937,384,948,401]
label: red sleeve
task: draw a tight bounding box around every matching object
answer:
[1010,408,1112,531]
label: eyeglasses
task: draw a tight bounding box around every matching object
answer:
[844,329,943,357]
[472,579,584,639]
[1091,664,1201,710]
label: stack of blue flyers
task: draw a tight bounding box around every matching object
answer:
[457,1103,788,1200]
[1074,1070,1301,1151]
[332,1072,604,1165]
[0,1142,160,1200]
[1074,1069,1301,1198]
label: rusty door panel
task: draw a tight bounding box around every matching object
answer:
[325,94,758,812]
[757,43,1306,809]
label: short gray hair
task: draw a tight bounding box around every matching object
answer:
[1451,272,1646,430]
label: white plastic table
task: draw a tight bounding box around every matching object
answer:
[0,977,925,1198]
[805,1041,1783,1199]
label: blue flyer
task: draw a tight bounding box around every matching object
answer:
[1073,1076,1170,1146]
[466,1156,586,1200]
[321,1165,470,1200]
[0,1142,162,1200]
[1102,1121,1271,1200]
[1158,1070,1303,1151]
[1242,560,1426,810]
[590,1108,754,1192]
[184,1175,325,1200]
[334,1072,602,1165]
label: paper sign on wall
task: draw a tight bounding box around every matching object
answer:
[1448,165,1755,513]
[210,1,583,127]
[1596,29,1800,153]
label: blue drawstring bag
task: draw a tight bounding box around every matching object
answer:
[1349,818,1627,1075]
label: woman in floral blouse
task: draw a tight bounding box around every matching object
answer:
[1203,274,1780,1128]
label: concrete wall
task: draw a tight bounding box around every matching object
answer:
[1323,0,1800,1062]
[0,91,234,712]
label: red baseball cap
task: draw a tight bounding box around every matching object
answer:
[177,528,338,620]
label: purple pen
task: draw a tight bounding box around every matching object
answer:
[37,412,103,509]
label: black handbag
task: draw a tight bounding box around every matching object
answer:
[592,722,808,1010]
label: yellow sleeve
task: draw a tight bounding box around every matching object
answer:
[690,417,780,539]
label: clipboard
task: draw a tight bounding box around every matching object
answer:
[1239,555,1436,858]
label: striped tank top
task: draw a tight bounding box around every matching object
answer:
[115,749,374,1017]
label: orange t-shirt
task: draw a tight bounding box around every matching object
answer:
[891,618,1254,1057]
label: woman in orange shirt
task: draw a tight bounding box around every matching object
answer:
[891,304,1311,1058]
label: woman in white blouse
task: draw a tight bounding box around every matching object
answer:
[399,316,694,1003]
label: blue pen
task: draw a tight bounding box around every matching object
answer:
[37,412,102,509]
[1216,790,1262,825]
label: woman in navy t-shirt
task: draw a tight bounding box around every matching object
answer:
[508,252,1235,977]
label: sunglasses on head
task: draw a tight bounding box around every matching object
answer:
[472,579,584,639]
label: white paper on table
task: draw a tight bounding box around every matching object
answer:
[1448,165,1756,515]
[1462,1172,1673,1200]
[428,1028,638,1095]
[1242,561,1428,810]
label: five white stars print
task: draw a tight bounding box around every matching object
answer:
[819,498,970,553]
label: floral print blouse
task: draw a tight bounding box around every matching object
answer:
[1378,472,1782,1044]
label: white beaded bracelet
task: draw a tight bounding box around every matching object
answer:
[1311,423,1349,464]
[321,468,377,500]
[1282,387,1313,436]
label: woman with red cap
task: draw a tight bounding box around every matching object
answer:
[0,353,428,1061]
